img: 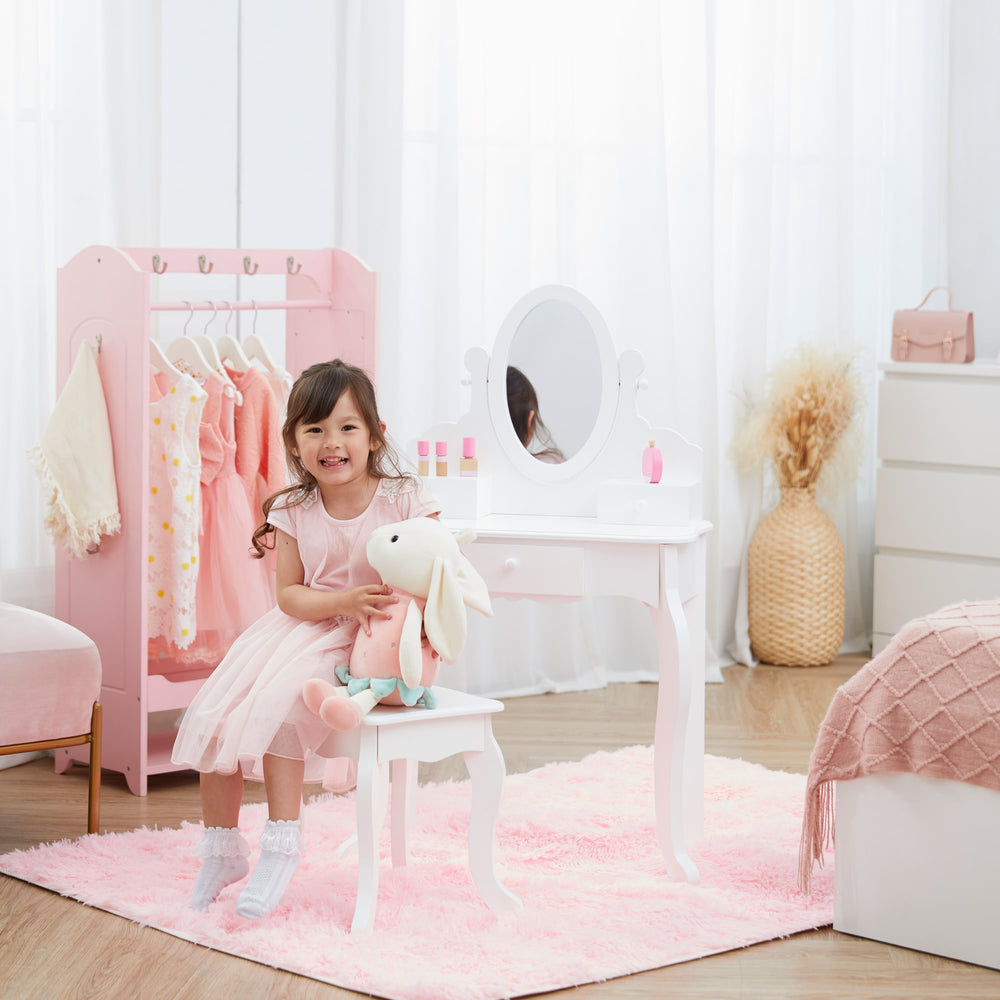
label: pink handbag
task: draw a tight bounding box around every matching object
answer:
[891,286,975,363]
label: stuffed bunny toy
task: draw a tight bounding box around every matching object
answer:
[303,517,492,731]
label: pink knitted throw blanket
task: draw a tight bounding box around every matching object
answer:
[798,601,1000,892]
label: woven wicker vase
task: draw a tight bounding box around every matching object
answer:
[747,486,844,666]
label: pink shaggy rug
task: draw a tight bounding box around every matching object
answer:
[0,749,832,999]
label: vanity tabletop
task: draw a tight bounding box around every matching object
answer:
[440,512,713,545]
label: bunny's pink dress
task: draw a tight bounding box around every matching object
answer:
[171,477,440,790]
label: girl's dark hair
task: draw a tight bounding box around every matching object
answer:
[251,359,408,557]
[506,365,565,463]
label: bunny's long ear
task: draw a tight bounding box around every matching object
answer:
[452,530,492,616]
[456,552,492,616]
[424,557,466,663]
[425,552,493,662]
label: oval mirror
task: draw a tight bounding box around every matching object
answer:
[487,285,619,482]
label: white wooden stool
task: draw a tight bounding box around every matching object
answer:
[322,686,522,933]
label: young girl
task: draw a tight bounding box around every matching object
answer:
[171,359,441,919]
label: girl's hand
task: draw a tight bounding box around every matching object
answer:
[343,584,397,636]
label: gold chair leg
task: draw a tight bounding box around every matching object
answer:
[87,701,102,834]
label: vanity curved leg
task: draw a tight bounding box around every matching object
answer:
[463,722,522,914]
[650,562,700,884]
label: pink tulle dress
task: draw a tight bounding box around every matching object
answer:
[171,477,441,790]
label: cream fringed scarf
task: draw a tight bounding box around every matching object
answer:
[30,340,121,558]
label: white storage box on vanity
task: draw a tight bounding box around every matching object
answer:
[872,360,1000,655]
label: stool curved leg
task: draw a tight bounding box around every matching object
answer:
[463,723,522,914]
[336,763,389,858]
[390,758,417,868]
[351,733,382,933]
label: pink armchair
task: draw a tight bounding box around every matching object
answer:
[0,602,102,834]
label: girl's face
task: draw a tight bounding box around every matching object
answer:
[292,390,379,495]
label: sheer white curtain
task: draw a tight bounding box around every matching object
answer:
[352,0,951,693]
[3,1,951,696]
[1,0,161,608]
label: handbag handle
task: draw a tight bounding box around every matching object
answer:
[913,286,953,310]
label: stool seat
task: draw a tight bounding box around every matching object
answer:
[320,686,522,933]
[0,602,102,834]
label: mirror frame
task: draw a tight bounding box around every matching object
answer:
[487,285,620,483]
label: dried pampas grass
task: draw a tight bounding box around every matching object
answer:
[733,343,866,498]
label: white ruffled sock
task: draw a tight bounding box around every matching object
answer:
[235,818,305,920]
[189,826,250,911]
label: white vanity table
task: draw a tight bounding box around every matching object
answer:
[419,286,712,882]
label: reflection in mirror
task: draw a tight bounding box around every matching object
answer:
[506,366,566,464]
[506,299,603,462]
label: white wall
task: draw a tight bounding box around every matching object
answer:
[154,2,1000,374]
[949,0,1000,361]
[154,0,345,362]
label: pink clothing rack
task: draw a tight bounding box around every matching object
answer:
[54,246,380,794]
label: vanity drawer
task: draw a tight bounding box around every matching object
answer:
[468,542,585,598]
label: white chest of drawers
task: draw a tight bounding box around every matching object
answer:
[873,361,1000,654]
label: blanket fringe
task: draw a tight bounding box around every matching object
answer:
[29,444,121,559]
[797,778,835,894]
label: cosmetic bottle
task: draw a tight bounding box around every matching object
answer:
[435,440,448,477]
[642,440,662,484]
[417,440,430,476]
[460,437,478,477]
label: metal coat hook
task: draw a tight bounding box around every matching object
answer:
[152,254,168,274]
[198,254,214,274]
[287,256,302,275]
[243,256,258,275]
[183,301,194,336]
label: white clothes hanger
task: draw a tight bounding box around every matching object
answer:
[241,299,278,373]
[166,302,212,384]
[194,302,243,404]
[149,337,181,376]
[215,301,251,372]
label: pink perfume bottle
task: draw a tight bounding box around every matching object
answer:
[642,440,662,484]
[417,440,429,476]
[460,437,478,477]
[435,440,448,477]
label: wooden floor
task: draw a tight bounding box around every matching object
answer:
[2,655,999,999]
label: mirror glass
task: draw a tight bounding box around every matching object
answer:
[487,285,619,483]
[507,300,603,462]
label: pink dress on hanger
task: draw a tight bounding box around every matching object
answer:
[227,365,285,524]
[172,371,273,665]
[147,369,206,651]
[171,477,441,790]
[264,365,293,417]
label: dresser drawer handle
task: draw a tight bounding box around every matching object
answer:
[504,557,520,570]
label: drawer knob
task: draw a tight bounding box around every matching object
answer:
[504,557,520,570]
